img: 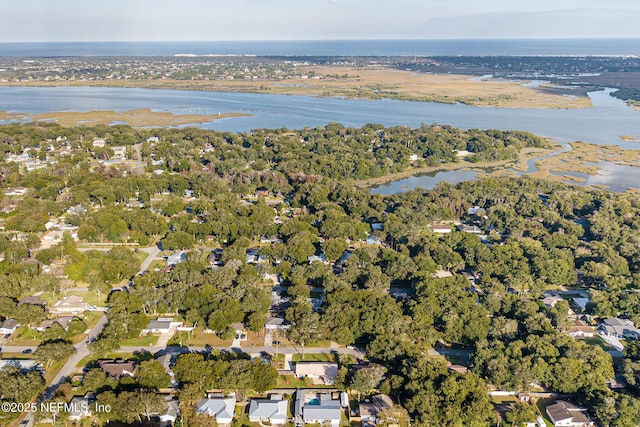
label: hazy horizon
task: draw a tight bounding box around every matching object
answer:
[2,0,640,42]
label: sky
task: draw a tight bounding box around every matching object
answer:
[1,0,640,42]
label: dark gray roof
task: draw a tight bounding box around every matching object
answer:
[546,401,591,424]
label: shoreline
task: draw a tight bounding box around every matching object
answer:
[0,67,593,109]
[355,146,559,188]
[0,108,251,127]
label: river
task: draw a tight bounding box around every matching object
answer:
[0,85,639,191]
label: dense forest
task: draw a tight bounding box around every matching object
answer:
[0,122,639,425]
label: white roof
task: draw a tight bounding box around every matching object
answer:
[295,362,338,380]
[248,399,288,421]
[196,397,236,422]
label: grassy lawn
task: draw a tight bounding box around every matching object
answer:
[7,327,41,346]
[149,259,166,270]
[292,353,335,363]
[233,410,261,427]
[83,311,104,329]
[43,358,68,384]
[276,374,321,389]
[168,329,233,347]
[242,330,265,347]
[135,250,149,264]
[77,351,152,369]
[120,334,159,347]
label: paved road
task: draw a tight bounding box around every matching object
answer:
[18,246,161,427]
[119,344,365,358]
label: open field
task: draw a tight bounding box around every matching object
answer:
[0,65,593,109]
[0,108,250,127]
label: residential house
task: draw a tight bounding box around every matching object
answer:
[359,394,394,425]
[370,223,384,232]
[571,297,590,313]
[97,359,137,378]
[248,394,288,425]
[545,400,595,427]
[265,317,291,331]
[195,396,236,424]
[18,296,47,307]
[0,319,19,335]
[301,393,341,427]
[432,269,453,279]
[543,295,566,309]
[457,224,482,234]
[68,395,94,421]
[0,359,39,371]
[167,252,188,266]
[52,295,90,314]
[141,318,182,334]
[568,320,595,338]
[308,253,328,264]
[295,362,339,385]
[432,224,453,234]
[365,235,383,245]
[155,353,177,387]
[159,396,179,426]
[3,187,28,197]
[599,318,640,340]
[468,206,486,216]
[36,316,74,332]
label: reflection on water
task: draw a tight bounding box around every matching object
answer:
[371,169,483,195]
[552,162,640,193]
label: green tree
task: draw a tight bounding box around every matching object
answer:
[134,359,171,390]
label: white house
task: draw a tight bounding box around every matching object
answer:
[599,318,640,340]
[52,295,90,314]
[301,394,341,427]
[68,396,93,421]
[546,401,595,427]
[196,397,236,424]
[265,317,291,331]
[141,318,182,334]
[0,319,19,335]
[0,359,39,371]
[248,395,288,425]
[295,362,339,385]
[432,224,453,234]
[159,396,179,426]
[167,252,188,266]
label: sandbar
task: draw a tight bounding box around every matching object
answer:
[0,108,250,127]
[0,65,592,109]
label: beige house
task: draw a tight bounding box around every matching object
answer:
[295,362,339,385]
[52,295,89,314]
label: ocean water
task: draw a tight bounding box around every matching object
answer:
[0,39,639,57]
